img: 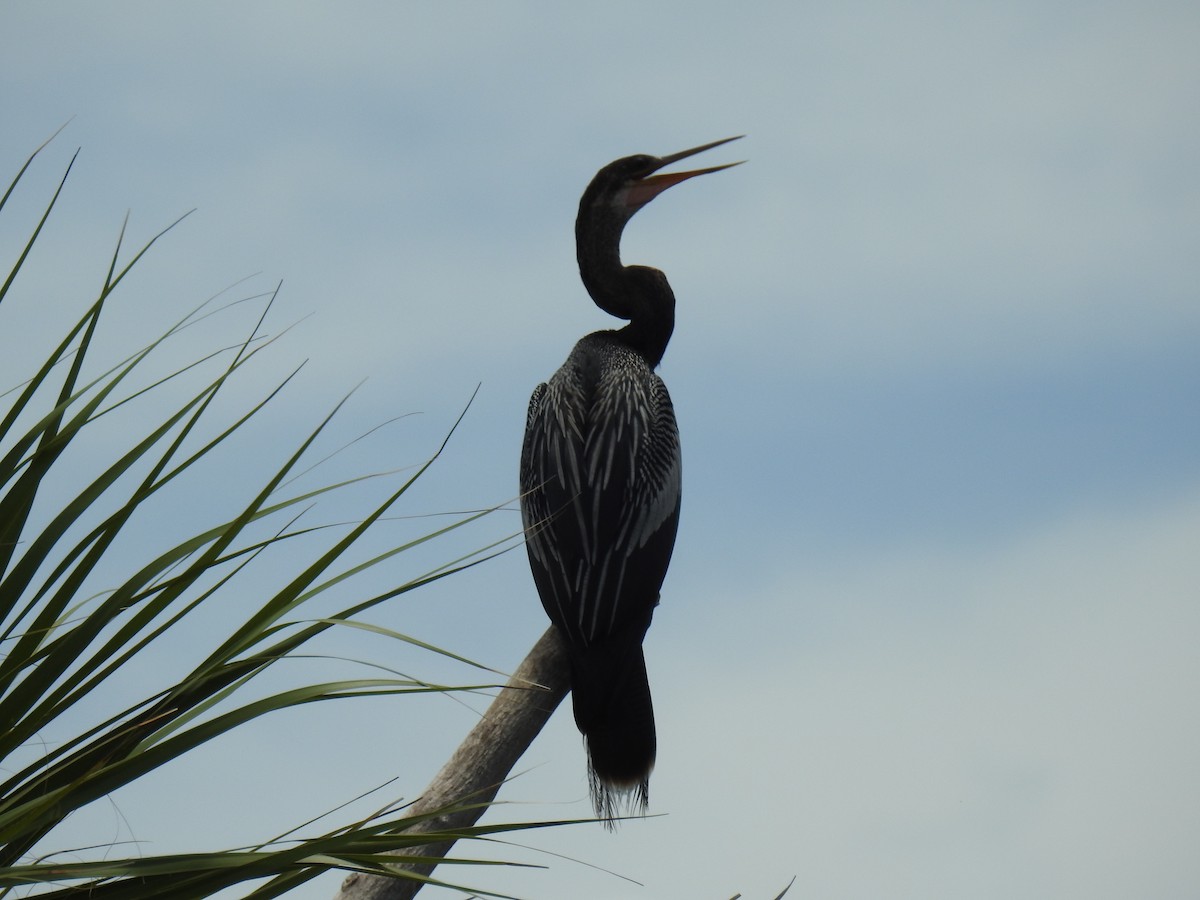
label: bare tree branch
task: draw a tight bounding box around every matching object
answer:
[334,625,571,900]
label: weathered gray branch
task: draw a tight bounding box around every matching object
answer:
[333,625,570,900]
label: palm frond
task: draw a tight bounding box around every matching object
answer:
[0,134,538,897]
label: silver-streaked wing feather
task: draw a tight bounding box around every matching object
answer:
[520,337,681,648]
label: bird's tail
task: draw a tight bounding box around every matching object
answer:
[569,642,656,826]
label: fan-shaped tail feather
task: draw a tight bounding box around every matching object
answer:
[569,643,656,826]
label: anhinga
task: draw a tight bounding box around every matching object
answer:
[519,137,742,821]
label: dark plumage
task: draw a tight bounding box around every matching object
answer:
[519,137,741,822]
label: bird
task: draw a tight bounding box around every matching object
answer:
[519,136,742,823]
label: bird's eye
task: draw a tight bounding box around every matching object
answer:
[626,155,656,176]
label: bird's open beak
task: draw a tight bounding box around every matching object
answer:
[626,135,745,208]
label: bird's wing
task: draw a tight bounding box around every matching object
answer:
[521,375,588,643]
[521,366,680,648]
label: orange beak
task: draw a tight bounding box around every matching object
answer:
[625,135,745,208]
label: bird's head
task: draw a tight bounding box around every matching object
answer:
[580,136,744,227]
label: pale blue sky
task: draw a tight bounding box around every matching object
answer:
[2,3,1198,898]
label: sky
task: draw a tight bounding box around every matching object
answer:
[2,2,1199,898]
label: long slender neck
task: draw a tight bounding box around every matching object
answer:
[576,206,676,368]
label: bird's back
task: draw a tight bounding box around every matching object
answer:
[521,332,681,647]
